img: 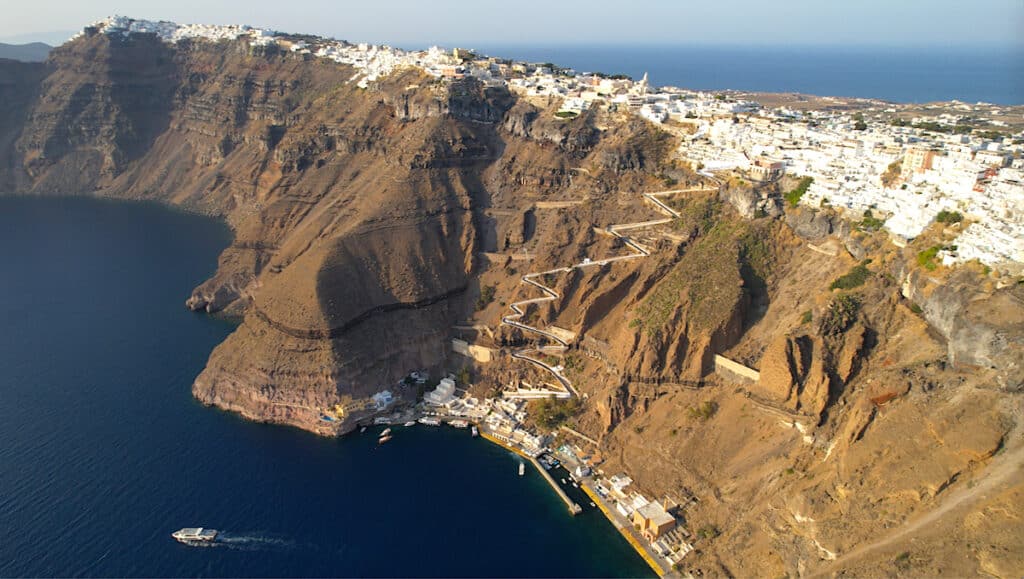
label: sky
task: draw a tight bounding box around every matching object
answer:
[1,0,1022,48]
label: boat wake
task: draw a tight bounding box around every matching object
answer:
[217,532,295,550]
[180,532,295,551]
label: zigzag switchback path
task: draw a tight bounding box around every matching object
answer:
[499,187,717,398]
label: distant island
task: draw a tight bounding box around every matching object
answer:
[0,41,51,62]
[1,16,1021,578]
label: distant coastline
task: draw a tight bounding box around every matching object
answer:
[472,43,1024,105]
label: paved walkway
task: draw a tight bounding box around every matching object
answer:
[499,187,715,398]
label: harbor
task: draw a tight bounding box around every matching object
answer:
[343,369,686,577]
[477,429,582,515]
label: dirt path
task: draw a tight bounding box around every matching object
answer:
[820,433,1024,574]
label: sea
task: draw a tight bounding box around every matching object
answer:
[474,44,1024,105]
[0,196,652,578]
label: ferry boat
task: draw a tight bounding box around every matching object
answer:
[518,463,525,476]
[172,527,218,543]
[379,428,392,437]
[378,434,393,444]
[471,426,479,437]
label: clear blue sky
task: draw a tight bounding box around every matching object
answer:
[1,0,1022,48]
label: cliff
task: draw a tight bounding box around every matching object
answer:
[1,30,677,434]
[1,24,1022,578]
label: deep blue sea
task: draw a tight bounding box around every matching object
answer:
[475,44,1024,105]
[0,196,651,578]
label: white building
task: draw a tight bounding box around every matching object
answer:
[424,378,456,406]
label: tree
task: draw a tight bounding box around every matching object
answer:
[476,284,496,310]
[533,396,582,429]
[853,113,867,131]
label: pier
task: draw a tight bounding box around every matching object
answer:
[532,456,583,515]
[478,430,582,515]
[580,482,672,577]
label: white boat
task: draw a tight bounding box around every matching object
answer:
[471,426,479,437]
[378,434,393,444]
[172,527,218,543]
[360,426,367,433]
[561,478,567,484]
[449,419,469,428]
[404,421,416,427]
[418,417,441,426]
[379,428,392,437]
[518,463,525,476]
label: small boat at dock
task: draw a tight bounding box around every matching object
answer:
[449,419,469,429]
[471,426,479,437]
[378,435,393,444]
[418,417,441,426]
[404,421,416,427]
[379,428,392,437]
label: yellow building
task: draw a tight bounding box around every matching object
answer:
[632,502,675,541]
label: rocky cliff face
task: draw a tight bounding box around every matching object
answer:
[3,29,1022,578]
[0,31,676,434]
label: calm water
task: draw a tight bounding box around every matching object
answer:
[0,196,651,578]
[476,44,1024,105]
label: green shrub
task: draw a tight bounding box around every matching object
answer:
[688,400,718,421]
[800,310,813,324]
[935,209,963,224]
[476,284,496,310]
[697,525,720,539]
[554,110,578,119]
[784,177,814,208]
[917,245,941,271]
[821,294,860,336]
[857,209,886,232]
[830,261,872,290]
[533,396,582,429]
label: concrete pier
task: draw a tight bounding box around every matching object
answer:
[478,430,581,515]
[531,457,583,515]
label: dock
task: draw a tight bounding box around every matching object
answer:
[531,456,583,515]
[580,482,672,577]
[478,430,582,515]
